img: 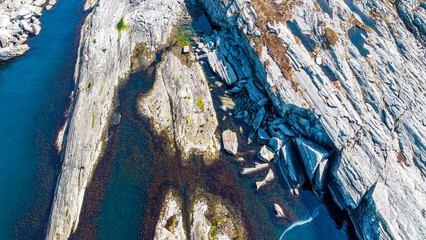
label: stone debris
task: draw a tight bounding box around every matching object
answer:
[241,162,269,175]
[199,1,426,239]
[268,137,283,152]
[257,128,271,144]
[257,145,275,162]
[222,129,238,156]
[256,169,275,190]
[274,203,285,218]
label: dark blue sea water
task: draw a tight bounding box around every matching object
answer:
[0,0,86,238]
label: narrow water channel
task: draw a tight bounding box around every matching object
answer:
[0,0,87,238]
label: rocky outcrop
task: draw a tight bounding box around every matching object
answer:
[198,0,426,239]
[154,189,246,240]
[139,53,219,161]
[189,189,246,240]
[0,0,53,61]
[154,191,186,240]
[46,0,185,239]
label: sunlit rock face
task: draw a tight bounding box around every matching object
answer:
[139,53,220,162]
[198,0,426,239]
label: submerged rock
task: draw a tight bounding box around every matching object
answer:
[274,203,285,218]
[222,129,238,155]
[190,189,246,240]
[140,53,220,161]
[256,169,275,190]
[241,162,269,175]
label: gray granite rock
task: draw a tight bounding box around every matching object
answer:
[206,48,238,86]
[222,129,238,155]
[274,203,285,218]
[0,0,50,61]
[268,137,283,152]
[140,53,220,161]
[199,0,426,239]
[296,137,329,183]
[277,141,306,190]
[256,169,275,190]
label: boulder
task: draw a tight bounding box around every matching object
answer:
[252,106,266,130]
[268,137,282,152]
[295,137,328,182]
[257,128,271,144]
[222,129,238,155]
[277,141,306,190]
[241,162,269,175]
[182,45,190,54]
[206,49,238,86]
[257,145,275,162]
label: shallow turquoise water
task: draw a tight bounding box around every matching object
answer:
[0,0,86,238]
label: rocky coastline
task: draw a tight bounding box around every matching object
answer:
[45,0,425,239]
[46,0,185,239]
[197,0,426,239]
[0,0,58,61]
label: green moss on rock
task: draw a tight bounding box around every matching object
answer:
[116,17,130,33]
[196,97,204,111]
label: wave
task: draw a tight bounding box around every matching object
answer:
[278,207,320,240]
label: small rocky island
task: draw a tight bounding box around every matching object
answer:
[15,0,423,239]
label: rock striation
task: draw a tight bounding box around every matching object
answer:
[0,0,54,61]
[46,0,185,239]
[198,0,426,239]
[139,53,220,161]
